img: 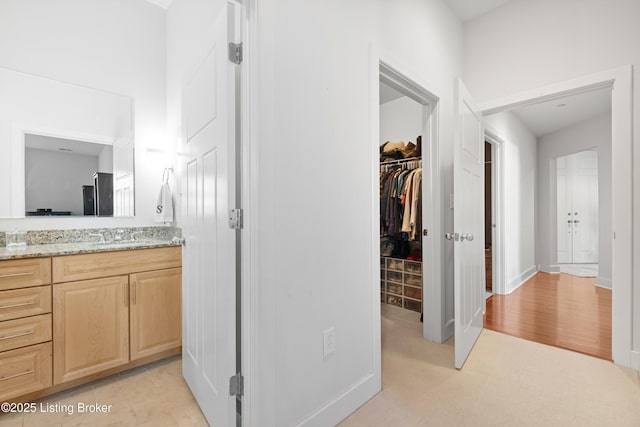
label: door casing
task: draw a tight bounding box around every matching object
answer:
[480,65,634,369]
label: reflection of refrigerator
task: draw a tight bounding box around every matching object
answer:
[82,185,95,216]
[93,172,113,216]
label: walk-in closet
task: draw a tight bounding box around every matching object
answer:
[379,81,423,315]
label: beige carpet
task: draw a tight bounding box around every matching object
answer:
[340,304,640,427]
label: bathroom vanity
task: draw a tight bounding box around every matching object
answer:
[0,240,181,402]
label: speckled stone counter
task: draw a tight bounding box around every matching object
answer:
[0,239,181,260]
[0,226,182,260]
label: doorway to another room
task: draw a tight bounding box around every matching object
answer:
[374,59,443,377]
[483,87,612,361]
[484,141,494,301]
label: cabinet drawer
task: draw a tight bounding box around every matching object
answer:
[404,273,421,286]
[0,342,52,401]
[0,286,52,322]
[0,314,52,353]
[405,261,422,274]
[53,247,181,283]
[0,258,51,291]
[387,258,403,271]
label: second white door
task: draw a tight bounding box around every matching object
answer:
[557,150,599,264]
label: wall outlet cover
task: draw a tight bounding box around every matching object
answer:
[323,327,336,358]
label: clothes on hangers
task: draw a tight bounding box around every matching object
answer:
[380,165,422,241]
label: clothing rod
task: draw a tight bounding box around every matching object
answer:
[380,156,421,166]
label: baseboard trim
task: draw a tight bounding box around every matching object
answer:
[631,351,640,371]
[506,265,538,294]
[443,318,454,343]
[595,276,612,289]
[297,373,378,427]
[538,264,560,274]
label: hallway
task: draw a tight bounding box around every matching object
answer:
[484,272,612,360]
[340,304,637,426]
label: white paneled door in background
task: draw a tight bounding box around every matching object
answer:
[113,133,135,217]
[181,3,240,426]
[453,79,485,370]
[557,150,599,264]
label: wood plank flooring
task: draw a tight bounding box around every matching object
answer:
[484,272,612,361]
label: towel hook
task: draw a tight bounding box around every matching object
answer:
[162,167,173,184]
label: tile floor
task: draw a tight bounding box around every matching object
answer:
[0,356,207,427]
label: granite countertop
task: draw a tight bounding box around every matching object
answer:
[0,239,181,261]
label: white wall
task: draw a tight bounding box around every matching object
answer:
[462,0,640,365]
[380,96,423,146]
[538,113,612,287]
[250,0,463,425]
[485,111,538,293]
[0,0,166,229]
[25,149,97,215]
[98,146,114,173]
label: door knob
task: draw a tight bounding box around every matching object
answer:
[445,233,459,241]
[461,233,474,241]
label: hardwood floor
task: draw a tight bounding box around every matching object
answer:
[484,272,612,361]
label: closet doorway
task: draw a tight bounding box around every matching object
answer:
[376,60,442,346]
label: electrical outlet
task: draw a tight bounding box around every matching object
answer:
[323,328,336,358]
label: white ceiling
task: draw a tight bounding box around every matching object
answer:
[511,88,612,137]
[25,134,110,156]
[444,0,514,22]
[145,0,172,9]
[380,82,405,105]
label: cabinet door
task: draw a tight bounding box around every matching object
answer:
[53,276,129,385]
[130,268,181,360]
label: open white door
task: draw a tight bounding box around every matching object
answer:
[181,3,240,425]
[453,79,485,369]
[113,133,135,217]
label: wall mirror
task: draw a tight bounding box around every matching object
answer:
[0,67,135,218]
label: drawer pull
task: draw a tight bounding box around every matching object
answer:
[0,272,33,279]
[0,301,34,310]
[0,369,35,382]
[0,330,34,341]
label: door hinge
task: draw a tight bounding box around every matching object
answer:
[229,373,244,397]
[228,208,244,230]
[228,42,243,64]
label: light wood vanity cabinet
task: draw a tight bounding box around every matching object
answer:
[52,246,182,386]
[0,257,53,401]
[1,245,181,401]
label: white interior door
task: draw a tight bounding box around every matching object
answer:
[572,150,599,263]
[453,79,484,370]
[181,3,238,425]
[557,156,572,263]
[556,150,599,264]
[112,133,135,217]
